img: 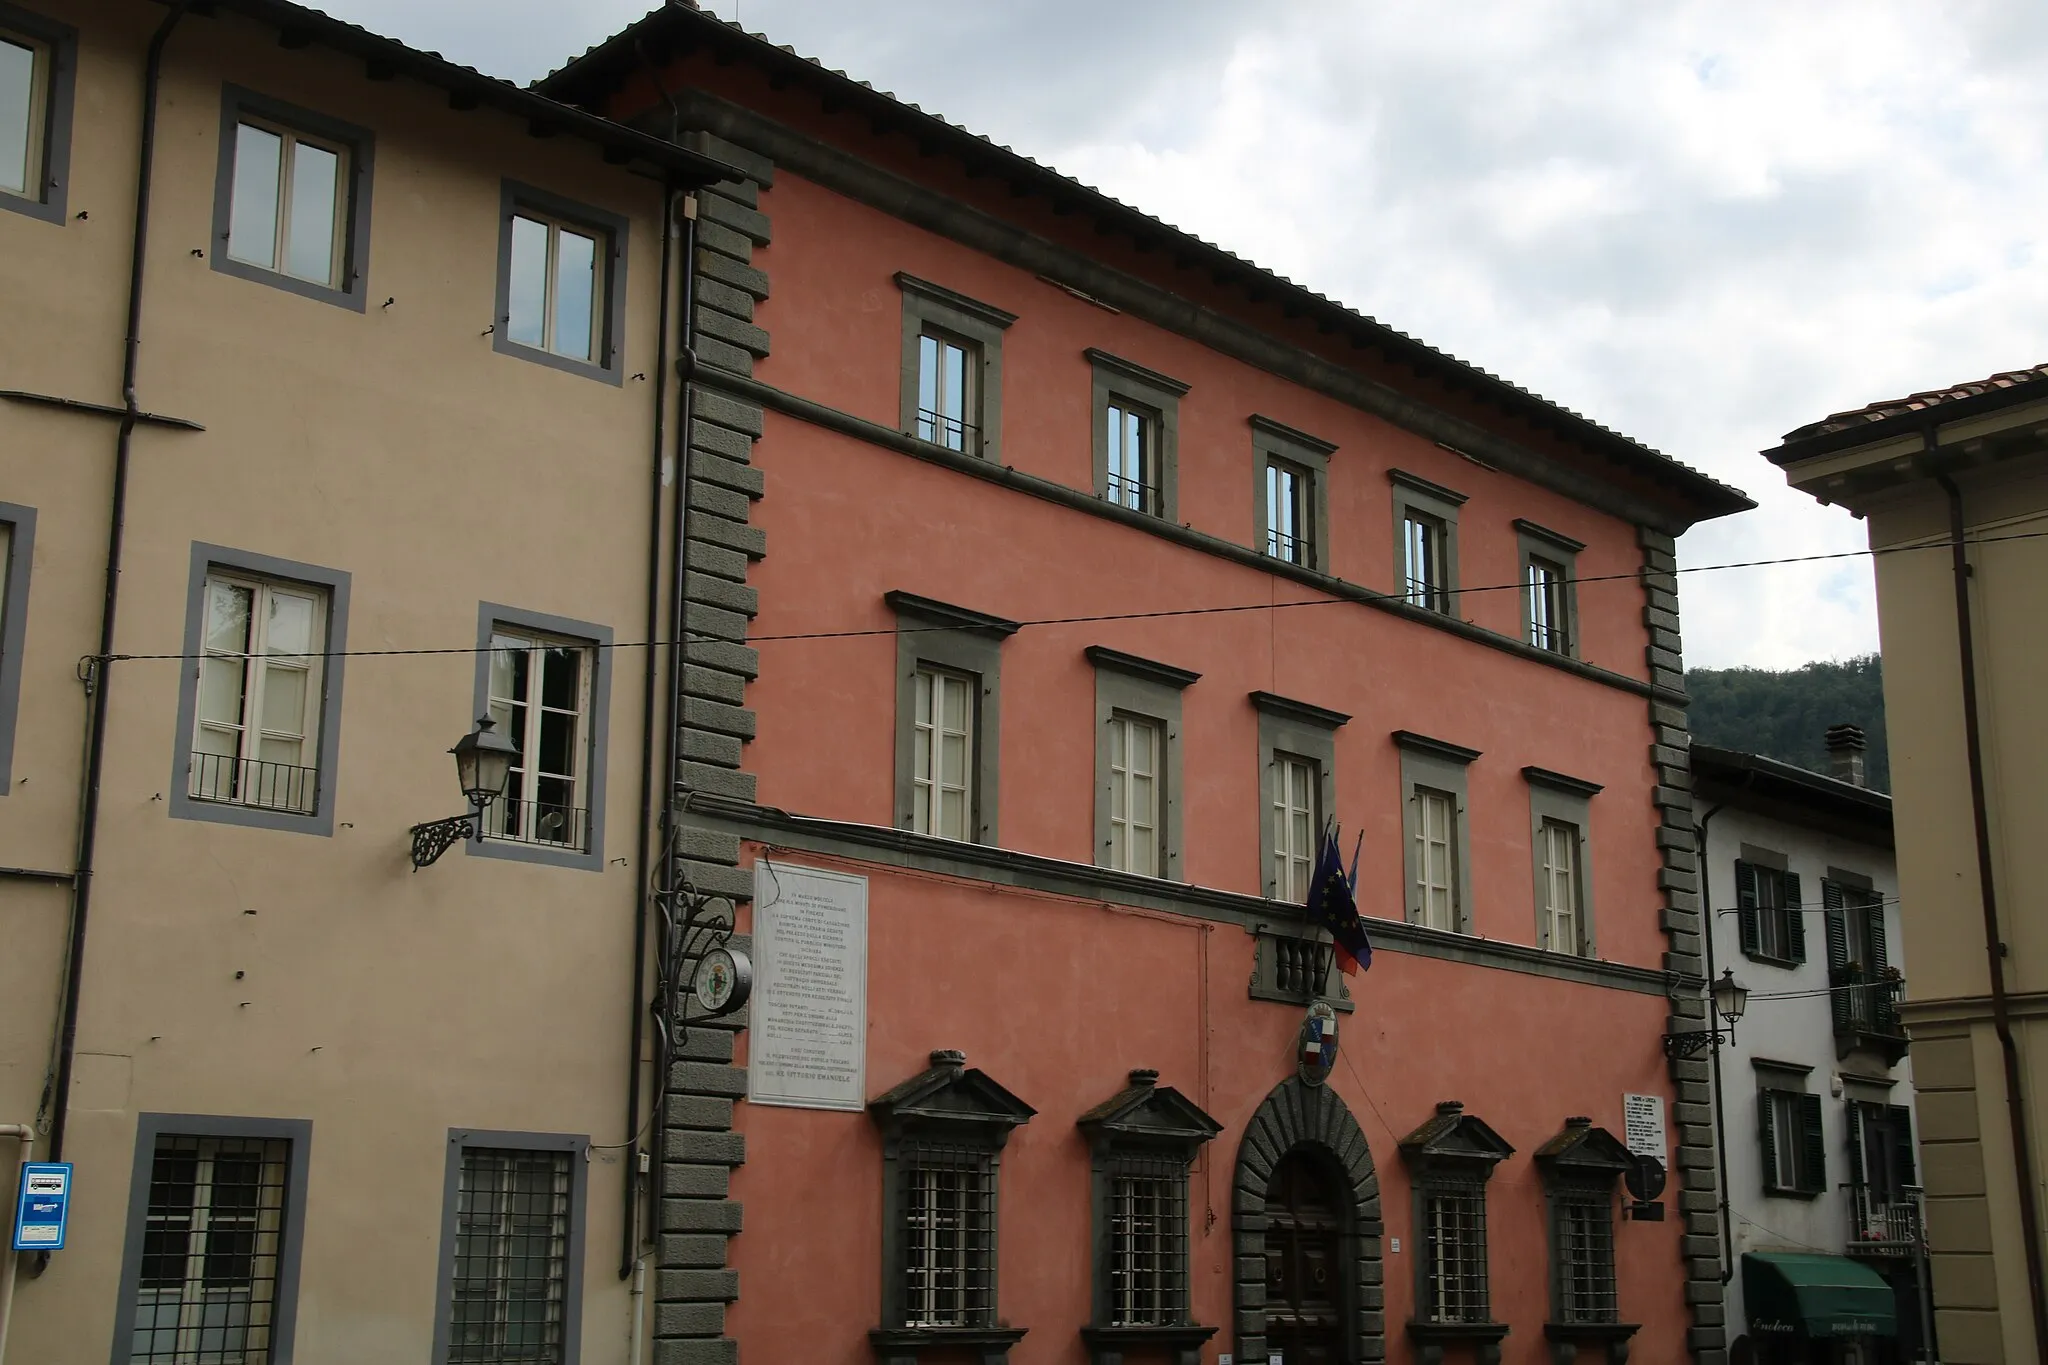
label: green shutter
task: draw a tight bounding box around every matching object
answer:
[1824,882,1851,1030]
[1759,1090,1781,1191]
[1845,1102,1867,1187]
[1890,1105,1917,1186]
[1799,1093,1827,1195]
[1736,862,1761,957]
[1784,872,1806,964]
[1867,898,1889,975]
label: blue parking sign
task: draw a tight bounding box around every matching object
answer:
[13,1162,72,1251]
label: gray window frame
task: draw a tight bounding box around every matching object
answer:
[1251,416,1335,572]
[1516,519,1584,657]
[430,1128,590,1365]
[0,2,74,225]
[888,591,1017,846]
[169,543,351,837]
[108,1112,314,1365]
[1394,731,1479,934]
[1086,646,1198,881]
[0,499,35,794]
[896,273,1016,463]
[1087,349,1188,522]
[1389,470,1468,618]
[494,179,630,385]
[1253,691,1348,900]
[1736,844,1805,967]
[466,603,613,872]
[210,85,375,311]
[1525,766,1601,957]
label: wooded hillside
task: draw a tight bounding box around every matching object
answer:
[1685,654,1889,792]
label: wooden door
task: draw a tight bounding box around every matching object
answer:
[1264,1148,1346,1364]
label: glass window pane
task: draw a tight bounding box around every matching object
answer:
[552,227,598,361]
[940,732,967,787]
[537,708,575,777]
[264,591,315,657]
[507,215,549,348]
[0,38,35,196]
[284,139,340,284]
[206,582,254,655]
[259,664,307,735]
[540,646,582,710]
[941,676,970,732]
[940,788,967,840]
[228,123,283,269]
[941,342,966,422]
[918,335,939,441]
[490,641,527,706]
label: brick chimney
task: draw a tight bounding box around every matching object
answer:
[1825,724,1867,787]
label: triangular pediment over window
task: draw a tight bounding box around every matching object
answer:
[1077,1069,1222,1156]
[1534,1117,1635,1177]
[869,1049,1036,1145]
[1398,1100,1514,1173]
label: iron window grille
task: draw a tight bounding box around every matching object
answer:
[1552,1187,1617,1325]
[131,1135,292,1364]
[917,330,980,455]
[1527,557,1569,653]
[1108,1157,1190,1327]
[1403,514,1450,613]
[484,630,594,852]
[447,1146,573,1363]
[1736,861,1804,965]
[1264,460,1313,565]
[1399,1100,1513,1340]
[188,574,327,816]
[899,1141,996,1328]
[1104,404,1159,514]
[1420,1180,1490,1324]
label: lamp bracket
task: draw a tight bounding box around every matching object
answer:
[1661,1028,1727,1061]
[650,868,749,1075]
[408,812,477,870]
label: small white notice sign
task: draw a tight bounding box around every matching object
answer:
[749,860,869,1111]
[1623,1092,1667,1161]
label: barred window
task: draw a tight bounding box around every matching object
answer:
[448,1147,573,1362]
[1553,1188,1618,1325]
[1109,1158,1189,1327]
[901,1142,995,1328]
[1419,1180,1490,1324]
[130,1135,292,1364]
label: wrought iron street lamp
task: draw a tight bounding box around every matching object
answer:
[1662,968,1750,1060]
[408,716,520,870]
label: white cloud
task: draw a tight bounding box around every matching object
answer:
[328,0,2048,668]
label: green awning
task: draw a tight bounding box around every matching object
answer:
[1743,1252,1898,1340]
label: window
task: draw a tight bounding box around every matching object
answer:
[898,274,1015,463]
[189,574,327,817]
[495,181,628,383]
[1400,1102,1511,1343]
[211,88,372,307]
[871,1050,1033,1354]
[1553,1189,1617,1324]
[1826,878,1901,1042]
[916,330,978,453]
[1390,471,1466,616]
[1402,513,1448,610]
[1273,755,1319,902]
[1847,1102,1918,1245]
[1413,789,1457,931]
[889,592,1015,846]
[1107,1162,1187,1325]
[1539,820,1583,953]
[1526,768,1600,956]
[1516,520,1584,657]
[172,546,350,835]
[1252,417,1335,572]
[912,666,975,842]
[0,4,74,224]
[112,1115,311,1365]
[1090,351,1187,520]
[1534,1119,1635,1350]
[1397,731,1478,934]
[485,631,593,851]
[433,1131,588,1365]
[0,501,33,796]
[1759,1085,1826,1196]
[1089,646,1195,881]
[1737,857,1805,965]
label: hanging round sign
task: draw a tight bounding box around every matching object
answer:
[1297,1000,1339,1087]
[693,945,753,1017]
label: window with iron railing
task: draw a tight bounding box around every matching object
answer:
[447,1146,572,1363]
[1108,1157,1189,1327]
[1403,513,1449,613]
[1103,403,1158,514]
[189,574,327,816]
[1846,1101,1918,1252]
[1420,1179,1491,1324]
[484,630,594,852]
[1826,881,1903,1039]
[131,1134,293,1364]
[1527,557,1570,653]
[899,1142,996,1328]
[1264,459,1313,566]
[916,330,979,455]
[1552,1187,1617,1325]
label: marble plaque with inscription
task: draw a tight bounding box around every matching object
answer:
[748,860,869,1111]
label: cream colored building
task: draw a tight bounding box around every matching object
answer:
[0,0,733,1358]
[1768,368,2048,1365]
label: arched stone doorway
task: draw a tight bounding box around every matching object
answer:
[1234,1076,1384,1364]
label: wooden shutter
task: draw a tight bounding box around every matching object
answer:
[1758,1090,1780,1190]
[1784,872,1806,964]
[1736,862,1760,957]
[1890,1105,1916,1186]
[1824,881,1851,1030]
[1867,897,1890,974]
[1845,1101,1867,1187]
[1798,1093,1827,1195]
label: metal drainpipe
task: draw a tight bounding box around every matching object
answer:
[621,175,677,1284]
[1934,468,2048,1360]
[45,0,190,1173]
[1696,796,1739,1283]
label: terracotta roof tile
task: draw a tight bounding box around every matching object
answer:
[1784,364,2048,442]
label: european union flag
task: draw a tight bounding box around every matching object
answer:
[1306,822,1372,975]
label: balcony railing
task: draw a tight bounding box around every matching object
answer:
[188,752,319,815]
[915,408,980,456]
[481,798,589,852]
[1832,968,1908,1062]
[1845,1181,1920,1256]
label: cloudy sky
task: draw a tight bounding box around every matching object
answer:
[335,0,2048,669]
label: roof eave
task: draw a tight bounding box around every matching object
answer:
[1689,743,1892,838]
[1765,373,2048,467]
[540,8,1754,526]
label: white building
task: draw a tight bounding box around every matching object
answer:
[1692,729,1929,1365]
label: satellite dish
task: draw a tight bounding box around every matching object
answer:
[1626,1155,1667,1203]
